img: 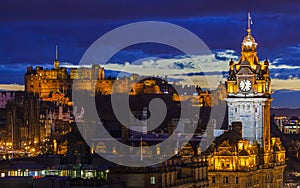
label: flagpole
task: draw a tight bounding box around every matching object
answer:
[248,12,251,30]
[247,12,253,35]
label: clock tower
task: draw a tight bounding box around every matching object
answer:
[225,13,271,154]
[207,13,285,188]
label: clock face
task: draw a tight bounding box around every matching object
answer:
[239,79,252,92]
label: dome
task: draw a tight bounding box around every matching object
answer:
[214,130,242,147]
[241,21,257,53]
[242,34,257,48]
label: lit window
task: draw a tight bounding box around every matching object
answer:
[150,176,155,184]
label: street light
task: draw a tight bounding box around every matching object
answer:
[105,169,109,181]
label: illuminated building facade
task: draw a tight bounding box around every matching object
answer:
[206,13,286,188]
[24,47,213,107]
[274,116,288,132]
[206,123,285,188]
[20,50,217,157]
[282,116,300,134]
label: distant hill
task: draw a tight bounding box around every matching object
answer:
[271,108,300,117]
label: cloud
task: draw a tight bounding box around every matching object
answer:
[269,63,300,69]
[98,50,233,88]
[0,84,24,91]
[104,53,230,75]
[268,44,300,67]
[99,47,300,90]
[272,79,300,91]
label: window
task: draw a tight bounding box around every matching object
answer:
[235,177,239,184]
[150,176,155,185]
[226,160,230,168]
[212,176,216,183]
[223,176,229,184]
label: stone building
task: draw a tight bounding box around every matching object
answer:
[205,13,286,188]
[110,156,209,188]
[206,122,285,188]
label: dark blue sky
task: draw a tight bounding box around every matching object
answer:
[1,0,300,107]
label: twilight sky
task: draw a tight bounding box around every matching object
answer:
[1,0,300,107]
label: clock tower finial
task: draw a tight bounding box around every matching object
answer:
[240,12,258,67]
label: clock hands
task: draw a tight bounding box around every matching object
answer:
[242,85,247,91]
[240,80,251,92]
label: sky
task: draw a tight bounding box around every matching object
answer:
[1,0,300,107]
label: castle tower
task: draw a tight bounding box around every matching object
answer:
[54,45,60,70]
[225,13,271,154]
